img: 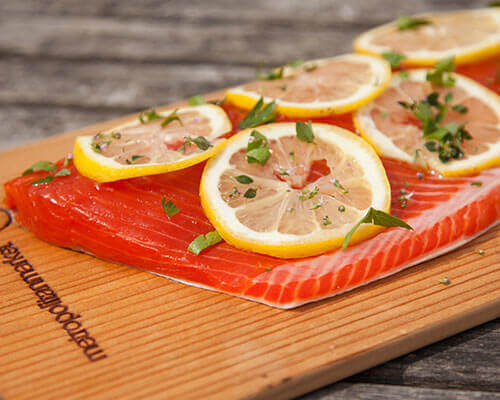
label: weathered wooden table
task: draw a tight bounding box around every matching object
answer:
[0,1,498,399]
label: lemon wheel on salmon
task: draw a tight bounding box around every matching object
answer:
[225,54,391,118]
[200,122,391,258]
[354,70,500,176]
[74,104,232,182]
[354,8,500,67]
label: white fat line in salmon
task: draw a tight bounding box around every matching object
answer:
[0,241,107,362]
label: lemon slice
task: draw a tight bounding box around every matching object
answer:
[74,104,232,182]
[354,8,500,67]
[225,54,391,118]
[200,122,391,258]
[354,70,500,176]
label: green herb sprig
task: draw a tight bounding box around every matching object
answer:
[397,15,431,30]
[178,136,212,153]
[296,121,315,143]
[246,130,271,166]
[398,91,472,163]
[382,52,407,68]
[188,230,223,255]
[161,197,180,217]
[342,207,413,250]
[426,57,455,87]
[238,97,277,129]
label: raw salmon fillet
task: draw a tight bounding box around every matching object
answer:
[4,156,499,308]
[3,58,500,308]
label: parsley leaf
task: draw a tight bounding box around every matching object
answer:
[382,52,407,67]
[54,168,71,177]
[244,188,257,198]
[234,175,254,184]
[139,109,163,124]
[161,196,180,217]
[398,91,471,163]
[342,207,413,250]
[426,57,455,87]
[238,97,277,129]
[257,65,284,81]
[397,15,431,30]
[161,109,182,128]
[188,95,206,105]
[471,181,482,187]
[31,176,55,185]
[246,130,271,165]
[178,136,212,152]
[23,161,57,176]
[452,104,468,114]
[188,230,222,255]
[287,59,304,68]
[296,121,315,143]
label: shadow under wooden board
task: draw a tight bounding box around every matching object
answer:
[0,96,499,400]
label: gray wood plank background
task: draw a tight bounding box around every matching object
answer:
[1,1,499,399]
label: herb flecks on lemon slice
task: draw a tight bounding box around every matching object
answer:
[200,122,393,258]
[354,70,500,176]
[225,54,391,118]
[74,104,232,182]
[354,8,500,66]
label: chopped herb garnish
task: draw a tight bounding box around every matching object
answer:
[438,277,451,285]
[161,109,182,128]
[399,91,471,163]
[229,187,240,198]
[257,65,284,81]
[111,132,122,139]
[396,15,431,31]
[279,170,289,176]
[63,154,73,167]
[287,59,304,68]
[131,155,143,162]
[403,181,409,187]
[426,57,455,87]
[477,249,485,255]
[299,186,319,201]
[322,216,332,226]
[296,121,315,143]
[244,188,257,198]
[161,196,180,217]
[265,268,272,271]
[289,151,295,160]
[382,52,407,68]
[312,203,322,210]
[452,104,468,114]
[31,176,55,185]
[54,168,71,177]
[279,84,287,91]
[380,111,389,118]
[238,98,277,129]
[139,109,163,124]
[399,70,409,78]
[234,175,254,184]
[188,95,206,105]
[338,205,346,212]
[246,130,271,166]
[178,136,212,152]
[333,179,349,194]
[23,161,57,176]
[471,181,482,187]
[188,230,222,255]
[342,207,413,250]
[289,208,295,213]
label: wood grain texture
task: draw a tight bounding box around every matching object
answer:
[0,111,498,400]
[1,0,498,398]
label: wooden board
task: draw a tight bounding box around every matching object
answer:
[0,107,499,400]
